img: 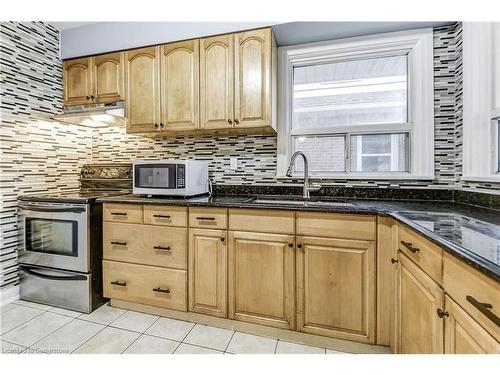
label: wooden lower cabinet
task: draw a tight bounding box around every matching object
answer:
[444,295,500,353]
[397,253,444,353]
[228,231,295,330]
[296,236,376,343]
[188,228,227,317]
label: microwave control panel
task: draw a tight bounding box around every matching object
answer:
[176,165,185,188]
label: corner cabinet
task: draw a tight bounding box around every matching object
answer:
[161,40,199,131]
[124,46,161,133]
[228,231,295,330]
[63,53,124,106]
[296,236,376,343]
[397,253,445,353]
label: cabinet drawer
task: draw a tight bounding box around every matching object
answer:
[103,204,143,224]
[443,253,500,341]
[103,260,187,311]
[144,205,187,227]
[398,225,443,284]
[296,212,376,241]
[103,223,187,270]
[229,209,294,234]
[189,207,227,229]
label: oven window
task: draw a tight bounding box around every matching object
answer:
[135,164,176,189]
[25,218,78,257]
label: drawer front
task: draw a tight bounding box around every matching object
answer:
[103,260,187,311]
[103,223,187,270]
[443,253,500,341]
[229,209,294,234]
[398,224,443,284]
[296,212,376,241]
[104,203,143,224]
[189,207,227,229]
[144,205,187,227]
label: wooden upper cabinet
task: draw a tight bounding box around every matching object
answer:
[296,236,376,343]
[124,46,161,133]
[234,28,273,128]
[228,231,295,330]
[444,295,500,354]
[161,40,199,131]
[200,34,234,130]
[63,57,92,105]
[397,253,445,353]
[92,52,124,104]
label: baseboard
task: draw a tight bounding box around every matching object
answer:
[0,285,20,306]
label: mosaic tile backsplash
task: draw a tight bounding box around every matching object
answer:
[1,21,500,293]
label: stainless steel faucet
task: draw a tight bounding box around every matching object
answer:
[286,151,322,199]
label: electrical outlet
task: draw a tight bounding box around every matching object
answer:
[230,157,238,170]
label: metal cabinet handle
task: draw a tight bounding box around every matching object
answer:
[220,237,225,242]
[437,308,449,318]
[111,280,127,287]
[160,123,164,127]
[153,214,171,219]
[196,217,215,221]
[110,241,127,246]
[153,245,171,251]
[90,95,95,99]
[153,287,170,294]
[227,119,232,124]
[297,244,303,249]
[466,295,500,327]
[391,258,398,264]
[400,240,420,254]
[111,212,127,216]
[288,243,294,248]
[154,123,159,128]
[234,119,239,124]
[86,95,91,100]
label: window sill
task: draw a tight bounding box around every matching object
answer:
[276,173,435,181]
[461,175,500,183]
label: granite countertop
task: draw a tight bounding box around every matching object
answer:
[98,194,500,281]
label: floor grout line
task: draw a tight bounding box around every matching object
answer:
[119,314,161,354]
[274,339,279,354]
[1,305,46,336]
[26,313,78,353]
[223,330,236,353]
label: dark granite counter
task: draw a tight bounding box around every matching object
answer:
[98,193,500,281]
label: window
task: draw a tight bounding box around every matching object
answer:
[278,30,435,179]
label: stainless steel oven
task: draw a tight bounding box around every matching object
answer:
[18,201,90,273]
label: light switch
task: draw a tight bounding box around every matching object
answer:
[230,157,238,170]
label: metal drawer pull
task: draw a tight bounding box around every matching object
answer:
[111,212,127,216]
[466,295,500,327]
[400,240,420,254]
[196,217,215,221]
[153,214,171,219]
[153,245,171,251]
[153,287,170,294]
[437,308,449,318]
[110,280,127,287]
[391,258,398,264]
[111,241,127,246]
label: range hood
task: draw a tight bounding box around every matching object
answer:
[53,101,125,127]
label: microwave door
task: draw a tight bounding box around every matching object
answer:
[135,164,176,189]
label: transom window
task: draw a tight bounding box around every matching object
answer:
[278,30,434,179]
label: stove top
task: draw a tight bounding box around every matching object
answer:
[18,190,129,204]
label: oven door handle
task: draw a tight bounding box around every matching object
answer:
[20,205,86,213]
[20,266,87,281]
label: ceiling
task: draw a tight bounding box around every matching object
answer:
[50,22,96,31]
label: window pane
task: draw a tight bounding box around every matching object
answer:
[350,133,409,172]
[293,136,345,173]
[293,55,407,129]
[498,121,500,172]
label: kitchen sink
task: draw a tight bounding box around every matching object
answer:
[250,198,353,207]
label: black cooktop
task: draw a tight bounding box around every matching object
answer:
[18,190,129,204]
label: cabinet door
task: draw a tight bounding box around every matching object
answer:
[63,57,92,105]
[92,52,124,104]
[161,40,199,131]
[228,231,295,330]
[188,228,227,317]
[397,253,445,353]
[200,34,234,130]
[234,28,272,128]
[296,236,376,343]
[444,295,500,353]
[124,46,160,133]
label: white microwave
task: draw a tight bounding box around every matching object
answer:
[132,160,209,196]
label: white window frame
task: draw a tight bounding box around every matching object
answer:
[462,22,500,183]
[277,29,435,179]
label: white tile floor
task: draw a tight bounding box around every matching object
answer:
[0,300,348,354]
